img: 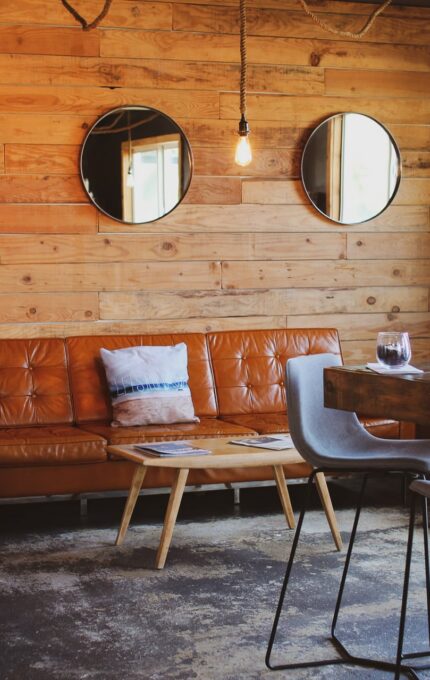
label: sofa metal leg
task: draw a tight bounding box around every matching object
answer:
[233,488,240,505]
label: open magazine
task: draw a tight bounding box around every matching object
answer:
[230,435,295,450]
[134,441,210,457]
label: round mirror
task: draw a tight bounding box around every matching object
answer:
[301,112,401,225]
[80,106,193,224]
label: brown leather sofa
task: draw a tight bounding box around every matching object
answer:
[0,328,400,500]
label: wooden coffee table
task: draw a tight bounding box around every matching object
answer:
[108,437,342,569]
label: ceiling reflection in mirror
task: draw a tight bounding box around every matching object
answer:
[301,113,401,225]
[80,106,193,224]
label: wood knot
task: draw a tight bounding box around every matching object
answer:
[393,269,401,277]
[85,310,93,318]
[356,240,363,246]
[29,307,37,315]
[391,305,400,313]
[310,52,321,66]
[22,275,32,283]
[366,296,376,305]
[162,241,174,251]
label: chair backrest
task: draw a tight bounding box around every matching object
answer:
[286,353,367,468]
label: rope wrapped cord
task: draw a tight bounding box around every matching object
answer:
[298,0,393,39]
[61,0,114,30]
[239,0,248,117]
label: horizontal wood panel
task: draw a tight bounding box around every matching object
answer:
[220,93,430,125]
[3,0,429,21]
[0,53,324,95]
[182,120,309,149]
[0,233,345,264]
[402,152,430,178]
[100,29,430,72]
[172,4,430,45]
[242,180,305,204]
[0,315,288,338]
[0,175,86,203]
[347,234,430,260]
[99,204,429,234]
[0,204,97,234]
[0,85,220,118]
[0,262,221,293]
[0,292,98,322]
[326,69,430,99]
[0,1,172,30]
[222,260,430,289]
[193,148,300,177]
[0,113,89,145]
[0,25,99,57]
[287,312,430,341]
[0,145,3,174]
[184,177,241,204]
[243,178,430,208]
[5,145,79,175]
[341,337,430,363]
[100,286,429,320]
[394,179,430,205]
[390,125,430,152]
[168,0,430,18]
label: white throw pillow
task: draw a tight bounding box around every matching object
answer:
[100,343,199,427]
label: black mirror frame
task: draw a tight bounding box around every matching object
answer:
[301,112,402,225]
[80,105,194,225]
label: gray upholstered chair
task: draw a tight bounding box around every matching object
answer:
[266,353,430,678]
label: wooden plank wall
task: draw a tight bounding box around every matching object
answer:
[0,0,429,361]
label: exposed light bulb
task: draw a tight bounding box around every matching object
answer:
[235,134,252,167]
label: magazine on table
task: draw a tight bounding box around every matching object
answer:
[229,435,295,450]
[134,441,210,457]
[366,362,423,375]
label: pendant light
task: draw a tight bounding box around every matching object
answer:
[126,110,135,188]
[234,0,252,167]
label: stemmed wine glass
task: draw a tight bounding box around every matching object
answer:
[376,331,411,368]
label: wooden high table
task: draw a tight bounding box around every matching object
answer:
[324,364,430,429]
[108,437,343,569]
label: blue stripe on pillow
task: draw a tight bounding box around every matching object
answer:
[111,380,189,399]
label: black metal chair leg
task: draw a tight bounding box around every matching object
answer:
[265,470,345,671]
[265,472,314,670]
[331,474,368,643]
[421,496,430,646]
[395,494,416,680]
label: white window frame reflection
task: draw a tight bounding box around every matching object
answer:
[340,114,397,224]
[122,134,181,223]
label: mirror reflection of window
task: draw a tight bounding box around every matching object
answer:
[340,114,397,223]
[301,112,401,225]
[80,106,192,225]
[122,134,181,222]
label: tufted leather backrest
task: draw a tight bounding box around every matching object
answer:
[0,338,73,426]
[66,334,218,423]
[207,328,342,416]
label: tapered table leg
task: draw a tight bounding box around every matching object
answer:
[315,471,343,551]
[155,468,189,569]
[115,465,147,546]
[273,464,295,529]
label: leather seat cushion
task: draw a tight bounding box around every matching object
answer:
[358,416,400,439]
[80,418,257,451]
[220,413,290,434]
[0,426,107,467]
[221,413,400,439]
